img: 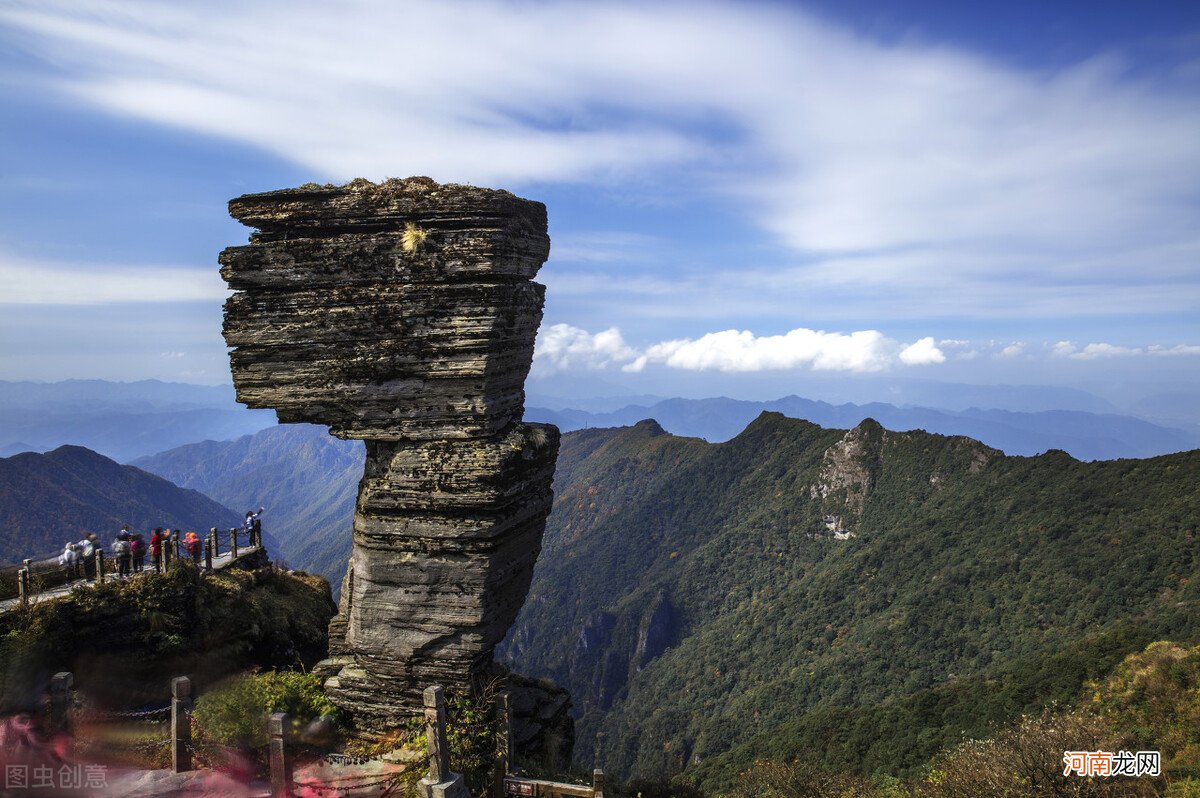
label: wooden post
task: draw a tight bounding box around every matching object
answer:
[493,692,512,797]
[204,538,213,570]
[49,672,73,734]
[173,534,181,563]
[163,538,172,569]
[17,568,30,606]
[95,549,105,584]
[419,686,470,796]
[593,769,605,798]
[230,528,238,559]
[22,558,31,570]
[210,528,219,558]
[171,676,193,773]
[425,686,452,784]
[269,712,292,798]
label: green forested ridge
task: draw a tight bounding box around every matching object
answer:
[498,412,1200,789]
[133,424,364,592]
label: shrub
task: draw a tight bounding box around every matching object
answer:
[193,670,341,751]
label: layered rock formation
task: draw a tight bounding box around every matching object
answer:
[220,177,560,731]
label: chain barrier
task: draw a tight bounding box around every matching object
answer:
[294,773,408,795]
[73,704,171,721]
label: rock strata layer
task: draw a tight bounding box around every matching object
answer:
[220,177,559,732]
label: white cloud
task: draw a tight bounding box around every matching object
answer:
[0,253,228,305]
[532,324,638,373]
[997,343,1026,359]
[1147,344,1200,356]
[1051,340,1077,357]
[631,328,896,373]
[1050,340,1200,360]
[899,336,946,365]
[1075,338,1147,357]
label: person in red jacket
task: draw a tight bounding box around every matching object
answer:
[150,528,165,573]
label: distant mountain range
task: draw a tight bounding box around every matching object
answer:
[132,424,364,590]
[527,395,1199,460]
[0,445,244,564]
[498,413,1200,787]
[125,395,1200,602]
[0,379,276,461]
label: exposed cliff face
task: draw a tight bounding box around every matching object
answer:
[810,418,887,535]
[220,177,559,734]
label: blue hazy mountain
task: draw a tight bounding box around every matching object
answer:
[0,379,277,462]
[0,445,244,564]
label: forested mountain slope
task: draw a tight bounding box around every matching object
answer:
[499,413,1200,785]
[133,424,364,589]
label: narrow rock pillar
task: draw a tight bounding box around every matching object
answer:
[220,178,559,732]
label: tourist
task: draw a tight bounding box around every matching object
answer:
[79,534,97,581]
[184,531,202,565]
[130,532,146,572]
[58,542,79,580]
[150,528,165,573]
[243,507,264,546]
[113,532,131,578]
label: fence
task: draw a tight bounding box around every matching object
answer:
[2,526,265,606]
[47,672,190,775]
[41,674,602,798]
[268,685,605,798]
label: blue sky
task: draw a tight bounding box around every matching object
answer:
[0,0,1197,401]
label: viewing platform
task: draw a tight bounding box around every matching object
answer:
[0,529,267,614]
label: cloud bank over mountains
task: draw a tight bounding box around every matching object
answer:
[533,324,1199,375]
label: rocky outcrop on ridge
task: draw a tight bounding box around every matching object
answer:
[220,177,560,734]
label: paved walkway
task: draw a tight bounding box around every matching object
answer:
[0,545,263,613]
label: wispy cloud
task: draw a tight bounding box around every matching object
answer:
[0,252,228,305]
[1052,341,1200,360]
[2,0,1197,324]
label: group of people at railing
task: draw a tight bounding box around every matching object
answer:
[37,508,265,588]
